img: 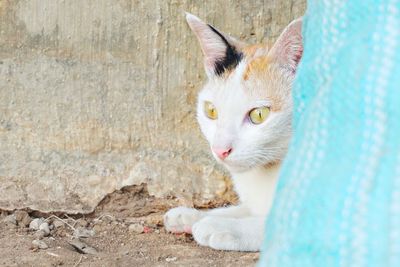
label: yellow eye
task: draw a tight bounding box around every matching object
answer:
[204,101,218,120]
[249,106,270,124]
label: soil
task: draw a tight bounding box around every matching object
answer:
[0,185,259,267]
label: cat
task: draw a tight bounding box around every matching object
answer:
[164,13,303,252]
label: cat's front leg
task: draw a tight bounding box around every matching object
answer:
[192,216,264,251]
[164,205,250,234]
[164,207,204,233]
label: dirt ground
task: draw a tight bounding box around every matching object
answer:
[0,185,259,267]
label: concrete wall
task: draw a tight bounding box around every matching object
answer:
[0,0,306,213]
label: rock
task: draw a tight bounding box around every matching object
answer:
[15,211,32,227]
[73,227,95,238]
[92,224,103,233]
[52,220,65,229]
[34,230,46,240]
[76,218,88,227]
[39,222,50,236]
[68,239,97,255]
[32,239,48,250]
[14,211,28,222]
[98,215,115,224]
[21,216,33,227]
[3,214,17,225]
[128,223,144,234]
[165,256,177,262]
[29,218,44,230]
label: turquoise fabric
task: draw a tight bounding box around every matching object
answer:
[259,1,400,266]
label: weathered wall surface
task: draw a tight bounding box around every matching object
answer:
[0,0,306,213]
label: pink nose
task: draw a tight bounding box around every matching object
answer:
[212,147,232,160]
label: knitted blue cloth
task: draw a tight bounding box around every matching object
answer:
[259,1,400,266]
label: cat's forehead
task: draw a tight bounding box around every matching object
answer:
[217,44,270,79]
[201,54,288,112]
[201,67,262,105]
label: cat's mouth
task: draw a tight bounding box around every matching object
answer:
[212,147,283,172]
[213,154,262,173]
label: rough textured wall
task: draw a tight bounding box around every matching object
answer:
[0,0,306,213]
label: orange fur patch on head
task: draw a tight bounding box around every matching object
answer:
[242,44,267,57]
[243,56,270,81]
[268,95,284,112]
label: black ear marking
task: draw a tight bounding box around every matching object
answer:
[207,24,243,76]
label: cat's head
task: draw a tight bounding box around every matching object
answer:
[186,13,302,172]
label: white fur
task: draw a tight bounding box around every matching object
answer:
[164,166,280,251]
[164,14,302,252]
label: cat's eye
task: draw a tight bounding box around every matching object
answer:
[204,101,218,120]
[249,106,270,124]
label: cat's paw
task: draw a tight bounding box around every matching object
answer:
[164,207,203,234]
[192,217,241,251]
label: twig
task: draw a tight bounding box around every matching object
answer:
[73,255,83,267]
[93,214,115,222]
[44,215,76,231]
[64,214,78,228]
[46,252,60,257]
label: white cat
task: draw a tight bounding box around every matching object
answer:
[164,13,303,252]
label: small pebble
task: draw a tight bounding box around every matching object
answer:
[76,218,89,227]
[34,230,46,239]
[92,224,102,232]
[15,211,32,227]
[128,223,144,234]
[73,227,95,238]
[3,214,17,225]
[101,215,115,223]
[165,256,177,262]
[52,220,64,229]
[68,239,97,255]
[29,218,44,230]
[32,239,48,250]
[39,222,51,236]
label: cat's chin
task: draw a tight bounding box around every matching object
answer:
[217,159,262,173]
[216,157,279,174]
[224,164,253,173]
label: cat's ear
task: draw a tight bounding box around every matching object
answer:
[185,13,244,77]
[268,18,303,73]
